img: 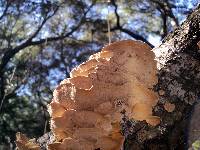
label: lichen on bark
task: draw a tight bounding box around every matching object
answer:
[123,4,200,150]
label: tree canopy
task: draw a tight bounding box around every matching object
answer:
[0,0,198,149]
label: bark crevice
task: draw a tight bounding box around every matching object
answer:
[123,4,200,150]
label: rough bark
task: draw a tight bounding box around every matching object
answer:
[123,4,200,150]
[16,4,200,150]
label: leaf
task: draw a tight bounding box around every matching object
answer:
[192,140,200,150]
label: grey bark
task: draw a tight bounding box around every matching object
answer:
[123,4,200,150]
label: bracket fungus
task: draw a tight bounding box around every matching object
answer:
[16,132,40,150]
[47,40,160,150]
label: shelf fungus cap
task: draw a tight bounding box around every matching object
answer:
[47,40,160,149]
[15,132,40,150]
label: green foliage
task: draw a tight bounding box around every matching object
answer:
[0,95,47,146]
[0,0,198,149]
[192,140,200,150]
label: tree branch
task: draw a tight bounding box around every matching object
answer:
[28,6,59,42]
[0,3,93,72]
[0,92,17,114]
[0,7,59,73]
[111,0,120,27]
[0,2,94,108]
[156,6,168,38]
[152,0,179,27]
[0,1,10,20]
[110,0,154,48]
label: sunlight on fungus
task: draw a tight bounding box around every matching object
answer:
[16,40,160,150]
[47,40,160,150]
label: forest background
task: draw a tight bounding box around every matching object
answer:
[0,0,198,149]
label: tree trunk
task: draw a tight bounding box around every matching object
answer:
[123,4,200,150]
[15,4,200,150]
